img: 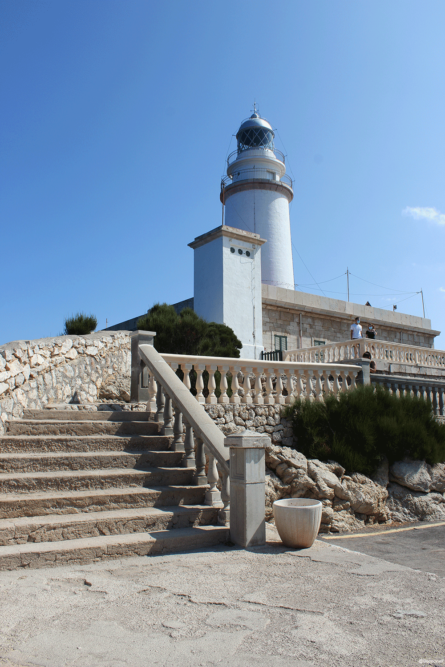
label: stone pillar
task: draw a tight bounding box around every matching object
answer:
[224,430,269,548]
[130,331,156,403]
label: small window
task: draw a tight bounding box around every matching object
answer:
[230,247,235,254]
[313,340,325,346]
[246,250,250,257]
[238,248,243,255]
[274,335,288,352]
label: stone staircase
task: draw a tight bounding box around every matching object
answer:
[0,408,229,569]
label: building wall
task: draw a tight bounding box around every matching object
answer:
[261,285,439,352]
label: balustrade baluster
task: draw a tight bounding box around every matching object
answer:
[182,421,195,468]
[229,367,241,404]
[194,437,207,486]
[205,451,222,506]
[435,387,441,416]
[348,370,357,391]
[274,369,284,405]
[184,364,192,393]
[253,368,264,405]
[263,368,275,405]
[218,470,230,525]
[195,365,205,404]
[206,365,217,405]
[400,383,406,397]
[162,393,174,435]
[172,406,184,452]
[284,368,294,404]
[408,384,413,398]
[386,382,393,395]
[147,374,157,413]
[155,383,165,423]
[393,383,399,399]
[219,366,230,404]
[313,370,323,402]
[241,367,253,404]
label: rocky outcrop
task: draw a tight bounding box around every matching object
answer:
[264,445,445,532]
[0,332,130,434]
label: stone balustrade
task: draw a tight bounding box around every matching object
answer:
[285,339,445,370]
[371,374,445,418]
[159,353,362,406]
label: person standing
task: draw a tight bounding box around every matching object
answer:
[350,317,363,340]
[366,324,377,339]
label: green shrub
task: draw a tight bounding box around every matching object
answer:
[137,303,242,357]
[284,385,445,476]
[63,313,97,336]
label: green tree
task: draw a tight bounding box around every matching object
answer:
[137,303,241,357]
[63,313,97,335]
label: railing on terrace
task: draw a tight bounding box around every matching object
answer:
[284,339,445,370]
[227,147,286,166]
[159,353,362,405]
[371,374,445,417]
[221,170,293,191]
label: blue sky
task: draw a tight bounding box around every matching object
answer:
[1,0,445,346]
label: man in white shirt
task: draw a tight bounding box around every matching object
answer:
[350,317,363,340]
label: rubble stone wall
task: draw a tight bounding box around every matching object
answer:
[0,331,131,434]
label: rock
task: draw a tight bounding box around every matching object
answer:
[265,469,290,520]
[30,354,45,368]
[387,482,445,523]
[5,360,23,377]
[372,458,389,488]
[390,459,432,493]
[0,371,11,383]
[65,349,78,360]
[341,473,388,517]
[307,460,346,501]
[85,346,98,356]
[330,509,365,533]
[0,383,9,396]
[429,463,445,493]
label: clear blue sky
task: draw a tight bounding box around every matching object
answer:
[1,0,445,346]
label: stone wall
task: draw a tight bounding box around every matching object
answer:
[0,331,131,434]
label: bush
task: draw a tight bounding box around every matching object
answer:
[63,313,97,336]
[284,385,445,476]
[137,303,242,357]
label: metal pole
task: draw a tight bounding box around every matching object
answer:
[347,268,350,302]
[421,289,425,318]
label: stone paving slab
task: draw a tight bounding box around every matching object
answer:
[0,525,443,667]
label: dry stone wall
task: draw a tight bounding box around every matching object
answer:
[0,332,131,434]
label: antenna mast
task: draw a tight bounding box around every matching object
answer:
[420,288,425,318]
[346,268,350,302]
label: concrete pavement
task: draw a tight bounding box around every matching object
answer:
[0,525,444,667]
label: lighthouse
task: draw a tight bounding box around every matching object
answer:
[220,109,295,290]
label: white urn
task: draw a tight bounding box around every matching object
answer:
[273,498,322,548]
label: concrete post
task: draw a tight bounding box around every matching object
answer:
[130,331,156,403]
[224,430,269,547]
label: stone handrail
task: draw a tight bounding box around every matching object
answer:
[139,344,230,521]
[160,353,362,404]
[284,339,445,369]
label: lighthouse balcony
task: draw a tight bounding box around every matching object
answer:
[227,147,286,167]
[221,169,293,188]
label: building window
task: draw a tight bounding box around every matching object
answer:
[274,335,288,352]
[313,340,325,346]
[312,339,325,362]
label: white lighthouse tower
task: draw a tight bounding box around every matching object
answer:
[221,109,295,290]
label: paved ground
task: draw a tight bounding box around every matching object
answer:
[0,525,444,667]
[320,521,445,578]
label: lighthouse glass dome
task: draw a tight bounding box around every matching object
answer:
[236,113,275,153]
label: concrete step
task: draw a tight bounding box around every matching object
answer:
[0,435,172,453]
[0,505,219,545]
[0,450,184,474]
[0,467,195,495]
[0,485,208,519]
[6,419,160,437]
[22,409,153,422]
[0,525,229,570]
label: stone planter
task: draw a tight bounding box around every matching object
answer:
[273,498,322,548]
